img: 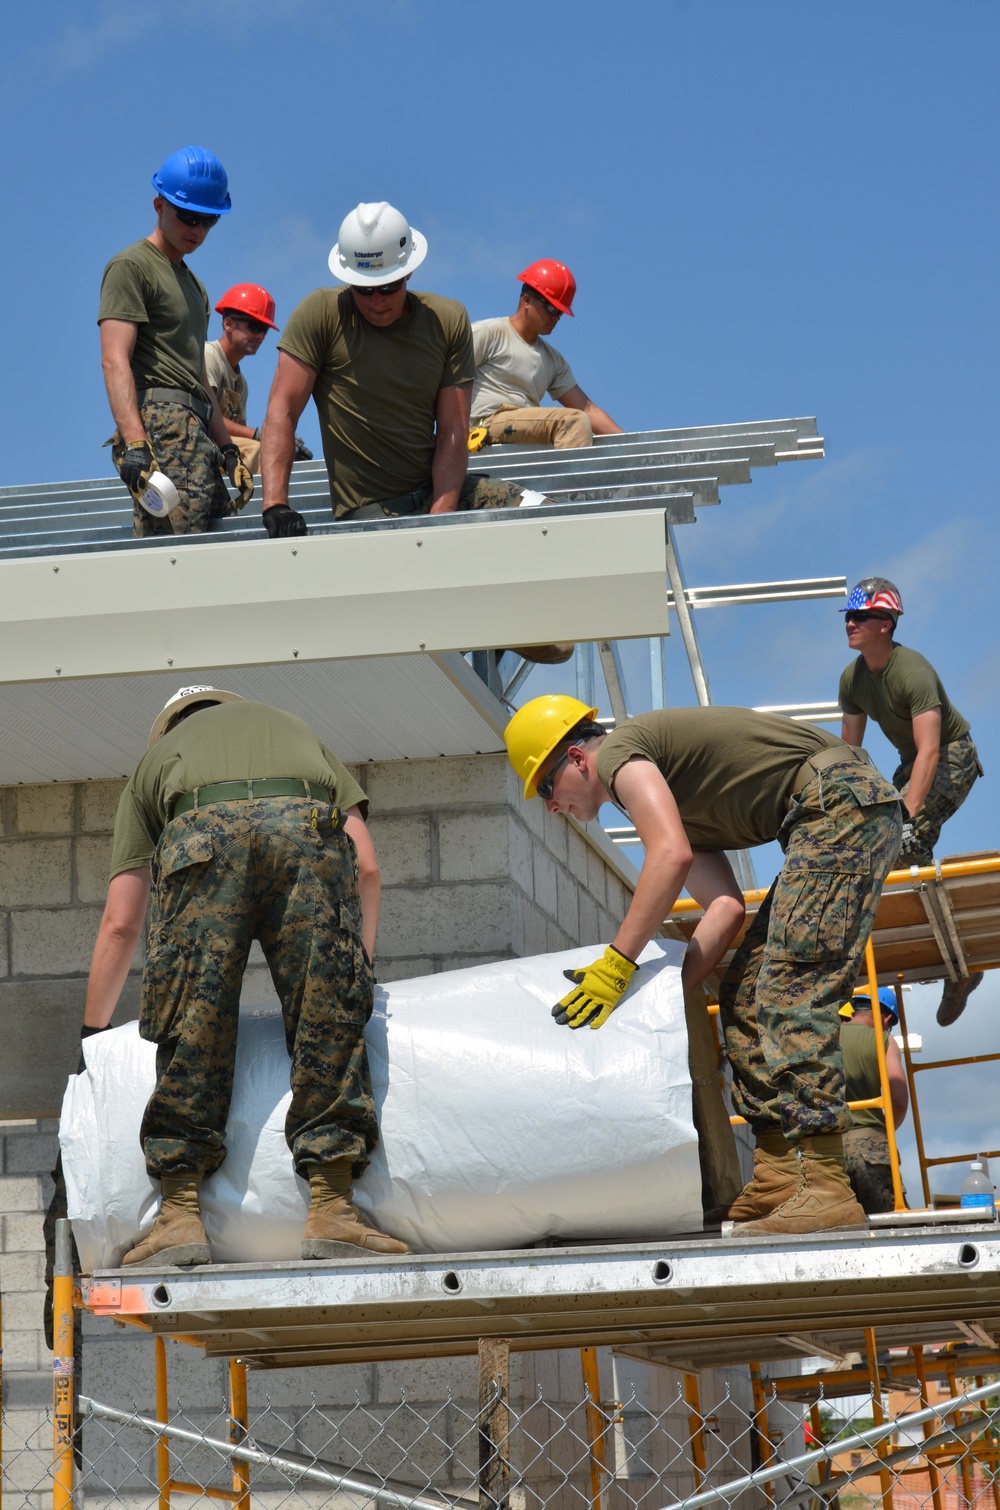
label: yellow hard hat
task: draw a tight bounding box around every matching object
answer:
[504,694,598,799]
[838,1002,855,1019]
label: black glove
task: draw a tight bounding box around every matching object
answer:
[293,435,313,461]
[117,441,154,494]
[221,445,254,507]
[263,504,308,538]
[78,1022,110,1073]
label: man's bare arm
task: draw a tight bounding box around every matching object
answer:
[904,708,942,816]
[840,712,868,746]
[343,807,381,961]
[428,382,472,514]
[203,366,236,452]
[99,320,145,443]
[83,868,152,1028]
[608,759,695,961]
[558,383,624,436]
[886,1035,909,1126]
[680,851,747,995]
[260,351,317,514]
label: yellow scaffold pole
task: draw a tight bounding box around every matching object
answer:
[52,1220,75,1510]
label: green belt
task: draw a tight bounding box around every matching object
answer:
[794,743,872,793]
[172,779,336,819]
[138,386,213,428]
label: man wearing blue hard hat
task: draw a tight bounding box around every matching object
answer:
[838,576,984,1024]
[98,146,254,537]
[839,987,908,1213]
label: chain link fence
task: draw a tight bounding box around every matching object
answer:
[3,1358,998,1510]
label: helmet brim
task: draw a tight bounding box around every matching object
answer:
[148,688,244,748]
[328,229,428,286]
[154,185,232,215]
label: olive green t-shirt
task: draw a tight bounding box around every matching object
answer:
[277,288,475,516]
[838,643,969,763]
[110,701,367,877]
[841,1020,889,1128]
[595,707,844,851]
[98,239,211,406]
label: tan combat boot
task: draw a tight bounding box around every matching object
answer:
[722,1129,798,1223]
[122,1174,211,1267]
[301,1164,410,1260]
[732,1133,867,1236]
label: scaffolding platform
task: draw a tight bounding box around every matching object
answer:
[81,1216,1000,1372]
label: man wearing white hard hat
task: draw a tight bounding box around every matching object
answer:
[98,146,254,536]
[80,686,408,1266]
[261,202,544,532]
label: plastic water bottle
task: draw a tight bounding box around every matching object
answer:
[960,1160,995,1210]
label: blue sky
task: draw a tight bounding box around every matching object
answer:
[3,0,998,1198]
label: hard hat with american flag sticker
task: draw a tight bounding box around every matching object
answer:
[839,576,904,619]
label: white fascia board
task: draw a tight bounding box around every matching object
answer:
[0,509,669,686]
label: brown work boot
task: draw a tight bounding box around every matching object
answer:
[731,1134,867,1237]
[122,1175,211,1267]
[721,1129,798,1223]
[937,970,983,1026]
[508,643,575,665]
[300,1164,410,1259]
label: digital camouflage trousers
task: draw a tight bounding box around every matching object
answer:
[139,798,376,1179]
[843,1126,900,1214]
[111,400,235,538]
[894,733,982,866]
[719,761,902,1144]
[345,469,540,521]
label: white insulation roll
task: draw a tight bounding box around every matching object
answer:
[60,940,701,1269]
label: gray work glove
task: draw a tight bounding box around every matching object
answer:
[293,435,313,461]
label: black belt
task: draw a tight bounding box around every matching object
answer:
[172,779,336,819]
[794,744,872,793]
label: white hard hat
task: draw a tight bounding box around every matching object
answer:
[148,686,244,748]
[328,201,427,286]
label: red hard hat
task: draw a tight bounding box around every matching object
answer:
[517,259,576,316]
[214,283,279,330]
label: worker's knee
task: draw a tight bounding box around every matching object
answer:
[551,408,593,448]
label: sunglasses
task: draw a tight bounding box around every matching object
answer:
[527,288,561,316]
[172,206,220,229]
[536,750,571,801]
[353,278,407,297]
[228,315,270,336]
[844,610,893,624]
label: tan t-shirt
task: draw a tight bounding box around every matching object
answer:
[470,317,577,421]
[838,643,969,763]
[204,339,248,425]
[98,239,211,405]
[595,708,845,851]
[278,288,475,516]
[110,701,367,876]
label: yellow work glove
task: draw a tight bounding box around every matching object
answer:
[553,945,638,1030]
[221,445,254,509]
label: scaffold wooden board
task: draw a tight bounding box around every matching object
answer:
[80,1218,1000,1372]
[667,852,1000,987]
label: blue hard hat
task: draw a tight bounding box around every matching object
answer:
[852,987,899,1024]
[152,146,232,215]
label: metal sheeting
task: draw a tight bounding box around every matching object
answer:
[80,1219,999,1370]
[0,653,507,784]
[0,417,820,559]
